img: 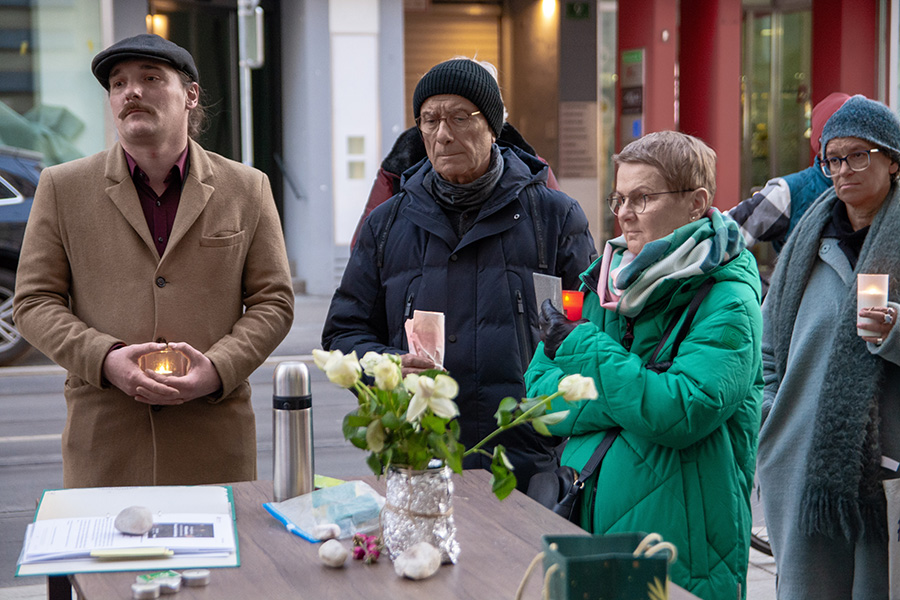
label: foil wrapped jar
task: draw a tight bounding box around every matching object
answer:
[381,465,459,564]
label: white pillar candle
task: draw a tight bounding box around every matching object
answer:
[858,274,889,337]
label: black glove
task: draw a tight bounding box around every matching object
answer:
[539,299,587,360]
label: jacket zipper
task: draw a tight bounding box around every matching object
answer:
[515,289,529,371]
[404,293,414,319]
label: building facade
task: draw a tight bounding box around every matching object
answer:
[1,0,898,295]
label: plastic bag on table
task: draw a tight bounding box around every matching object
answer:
[263,480,385,542]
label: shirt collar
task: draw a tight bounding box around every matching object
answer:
[124,145,190,182]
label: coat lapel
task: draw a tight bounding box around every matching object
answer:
[104,144,158,257]
[166,139,214,258]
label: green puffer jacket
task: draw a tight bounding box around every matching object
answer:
[525,249,763,600]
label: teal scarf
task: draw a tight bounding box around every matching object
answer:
[598,208,744,316]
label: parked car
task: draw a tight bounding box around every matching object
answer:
[0,145,42,365]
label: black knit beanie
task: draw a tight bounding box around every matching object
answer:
[413,59,504,138]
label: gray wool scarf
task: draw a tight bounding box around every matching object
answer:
[767,182,900,541]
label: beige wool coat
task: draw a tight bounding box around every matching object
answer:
[13,139,294,488]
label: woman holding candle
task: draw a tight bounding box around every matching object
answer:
[526,131,763,600]
[757,95,900,598]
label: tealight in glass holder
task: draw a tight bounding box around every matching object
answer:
[138,346,191,377]
[857,274,889,337]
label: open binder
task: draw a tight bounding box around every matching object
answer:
[16,485,240,577]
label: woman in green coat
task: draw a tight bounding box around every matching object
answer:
[525,131,763,600]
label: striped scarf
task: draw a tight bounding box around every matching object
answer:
[598,208,745,317]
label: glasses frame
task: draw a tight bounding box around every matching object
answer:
[820,148,881,178]
[415,110,482,135]
[606,189,696,215]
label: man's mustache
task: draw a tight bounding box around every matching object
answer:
[119,103,153,119]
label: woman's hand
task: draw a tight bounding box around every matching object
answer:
[539,299,587,359]
[859,305,897,345]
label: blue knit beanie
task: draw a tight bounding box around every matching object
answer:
[821,95,900,164]
[413,59,504,138]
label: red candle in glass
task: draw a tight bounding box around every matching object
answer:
[562,290,584,321]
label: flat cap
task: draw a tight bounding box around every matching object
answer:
[92,34,199,90]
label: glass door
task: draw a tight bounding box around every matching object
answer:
[741,8,813,197]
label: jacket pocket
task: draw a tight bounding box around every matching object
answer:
[199,230,245,247]
[682,460,710,577]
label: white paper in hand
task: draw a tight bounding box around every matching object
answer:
[404,310,445,369]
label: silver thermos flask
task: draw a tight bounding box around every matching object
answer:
[272,361,314,502]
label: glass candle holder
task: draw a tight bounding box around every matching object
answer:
[138,347,191,377]
[857,274,889,337]
[562,290,584,321]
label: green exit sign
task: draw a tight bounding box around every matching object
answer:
[565,2,590,20]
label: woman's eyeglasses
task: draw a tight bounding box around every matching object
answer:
[606,190,695,215]
[820,148,881,178]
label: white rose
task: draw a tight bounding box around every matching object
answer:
[558,374,598,401]
[323,350,361,388]
[405,373,460,423]
[360,351,382,374]
[372,359,401,391]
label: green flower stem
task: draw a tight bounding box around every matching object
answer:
[463,391,563,458]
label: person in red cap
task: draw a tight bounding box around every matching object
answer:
[728,92,850,252]
[13,34,294,488]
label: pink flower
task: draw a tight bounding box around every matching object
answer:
[352,546,366,560]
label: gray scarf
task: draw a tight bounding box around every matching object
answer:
[767,182,900,541]
[426,144,504,237]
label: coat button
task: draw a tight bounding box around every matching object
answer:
[156,276,166,287]
[448,334,457,343]
[450,254,458,262]
[151,405,162,412]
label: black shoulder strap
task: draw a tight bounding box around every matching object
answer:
[575,426,621,485]
[376,191,406,269]
[648,277,716,364]
[525,184,549,272]
[574,278,714,490]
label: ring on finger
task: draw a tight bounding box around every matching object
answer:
[885,311,894,325]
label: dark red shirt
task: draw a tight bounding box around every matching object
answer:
[125,147,189,257]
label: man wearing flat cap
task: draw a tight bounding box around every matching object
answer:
[14,34,294,488]
[323,58,596,490]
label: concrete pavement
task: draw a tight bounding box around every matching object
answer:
[1,293,776,599]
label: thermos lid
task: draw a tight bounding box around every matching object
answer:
[273,362,311,409]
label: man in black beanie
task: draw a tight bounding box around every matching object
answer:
[323,58,596,490]
[14,33,294,488]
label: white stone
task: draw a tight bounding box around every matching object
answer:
[312,523,341,540]
[115,506,154,535]
[393,542,441,580]
[318,539,348,567]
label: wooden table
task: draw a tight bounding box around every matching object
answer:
[66,471,698,599]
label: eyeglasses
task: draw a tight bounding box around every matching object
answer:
[606,189,695,215]
[820,148,881,178]
[415,110,482,135]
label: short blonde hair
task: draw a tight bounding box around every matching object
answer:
[614,131,717,210]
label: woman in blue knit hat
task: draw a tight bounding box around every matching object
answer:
[758,95,900,597]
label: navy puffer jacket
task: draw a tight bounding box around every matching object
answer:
[322,144,595,488]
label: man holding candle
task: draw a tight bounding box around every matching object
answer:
[12,34,294,488]
[322,58,595,491]
[757,95,900,597]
